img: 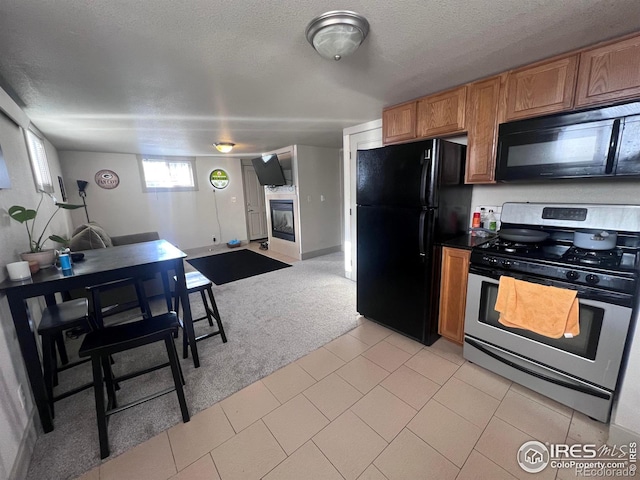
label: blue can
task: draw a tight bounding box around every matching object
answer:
[59,253,72,271]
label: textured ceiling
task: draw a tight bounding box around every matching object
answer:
[1,0,640,157]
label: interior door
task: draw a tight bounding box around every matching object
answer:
[347,128,382,280]
[242,165,268,240]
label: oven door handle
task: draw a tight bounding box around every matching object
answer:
[464,337,610,399]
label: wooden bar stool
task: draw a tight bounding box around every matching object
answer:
[78,312,189,459]
[37,298,93,418]
[174,271,227,359]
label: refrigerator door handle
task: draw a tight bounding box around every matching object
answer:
[419,211,427,258]
[419,149,432,206]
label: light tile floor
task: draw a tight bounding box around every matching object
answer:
[76,319,612,480]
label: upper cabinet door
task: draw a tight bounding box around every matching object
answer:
[465,75,504,184]
[383,101,417,145]
[576,34,640,107]
[416,86,467,137]
[505,55,578,121]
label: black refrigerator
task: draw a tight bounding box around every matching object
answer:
[356,139,472,345]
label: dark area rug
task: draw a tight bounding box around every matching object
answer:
[187,249,291,284]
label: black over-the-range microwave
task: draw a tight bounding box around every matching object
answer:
[495,101,640,181]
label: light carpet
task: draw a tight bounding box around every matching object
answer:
[25,251,357,480]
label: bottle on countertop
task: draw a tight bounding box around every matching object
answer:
[472,209,481,228]
[479,207,486,228]
[487,209,497,232]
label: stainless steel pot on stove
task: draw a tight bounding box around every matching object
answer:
[573,229,618,250]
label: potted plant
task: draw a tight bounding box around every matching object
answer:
[9,191,83,267]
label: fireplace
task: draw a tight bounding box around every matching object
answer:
[270,200,295,242]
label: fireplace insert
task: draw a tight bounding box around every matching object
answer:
[270,200,295,242]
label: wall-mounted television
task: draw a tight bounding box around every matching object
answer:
[251,154,286,186]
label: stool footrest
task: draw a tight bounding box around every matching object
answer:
[54,382,94,401]
[113,361,171,383]
[106,387,176,416]
[195,331,224,342]
[57,357,91,372]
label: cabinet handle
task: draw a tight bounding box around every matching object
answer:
[605,119,621,174]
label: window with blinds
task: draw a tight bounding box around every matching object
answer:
[24,129,54,193]
[138,156,198,192]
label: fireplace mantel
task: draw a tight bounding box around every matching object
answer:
[264,187,301,260]
[259,145,341,261]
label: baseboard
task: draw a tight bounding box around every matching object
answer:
[9,409,37,480]
[608,423,640,446]
[301,245,341,260]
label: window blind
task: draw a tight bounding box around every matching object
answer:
[25,129,53,193]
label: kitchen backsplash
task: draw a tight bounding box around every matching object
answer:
[471,204,502,230]
[471,179,640,222]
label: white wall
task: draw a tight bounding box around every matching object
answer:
[0,103,72,477]
[58,152,248,249]
[296,145,342,257]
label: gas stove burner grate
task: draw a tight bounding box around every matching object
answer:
[562,246,623,267]
[489,240,541,254]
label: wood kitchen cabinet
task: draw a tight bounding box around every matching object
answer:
[382,101,417,144]
[465,75,504,184]
[416,86,467,137]
[438,247,470,345]
[575,33,640,107]
[381,30,640,181]
[504,55,578,121]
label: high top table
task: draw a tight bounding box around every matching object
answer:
[0,239,199,433]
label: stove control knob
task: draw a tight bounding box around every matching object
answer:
[585,274,600,285]
[501,260,512,268]
[566,270,580,280]
[488,257,498,265]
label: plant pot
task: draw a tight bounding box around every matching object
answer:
[20,249,56,268]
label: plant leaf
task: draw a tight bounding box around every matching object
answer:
[56,203,84,210]
[49,234,69,245]
[8,206,37,223]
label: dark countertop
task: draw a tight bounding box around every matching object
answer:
[439,232,496,250]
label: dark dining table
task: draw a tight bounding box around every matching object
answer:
[0,239,199,433]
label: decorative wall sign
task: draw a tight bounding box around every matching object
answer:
[209,169,229,189]
[95,169,120,189]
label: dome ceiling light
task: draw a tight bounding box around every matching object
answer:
[305,10,370,61]
[214,142,235,153]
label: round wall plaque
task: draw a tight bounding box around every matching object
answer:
[209,169,229,189]
[95,169,120,189]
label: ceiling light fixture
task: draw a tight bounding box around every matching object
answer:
[305,10,369,61]
[214,142,235,153]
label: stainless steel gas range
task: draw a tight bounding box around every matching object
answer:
[463,203,640,422]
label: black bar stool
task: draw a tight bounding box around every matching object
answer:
[37,298,93,418]
[86,278,152,328]
[78,312,189,459]
[174,271,227,359]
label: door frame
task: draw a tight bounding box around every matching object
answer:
[241,162,268,241]
[342,118,382,280]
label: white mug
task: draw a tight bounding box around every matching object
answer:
[6,261,31,281]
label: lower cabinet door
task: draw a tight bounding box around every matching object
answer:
[438,247,470,344]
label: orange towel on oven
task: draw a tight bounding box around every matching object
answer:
[495,276,580,339]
